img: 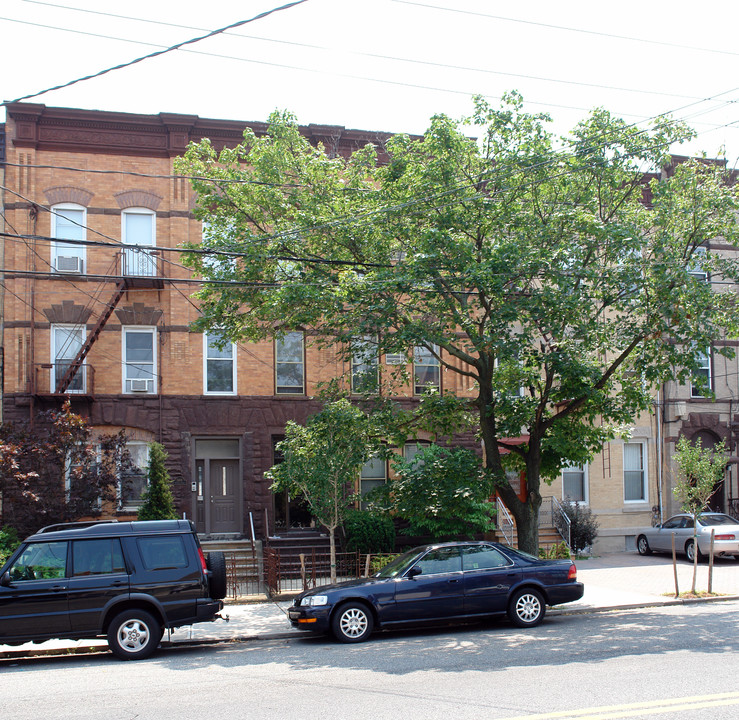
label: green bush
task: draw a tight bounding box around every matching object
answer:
[0,526,20,566]
[137,442,178,521]
[344,510,395,553]
[539,541,571,559]
[557,501,599,554]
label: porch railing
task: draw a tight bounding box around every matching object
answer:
[496,497,515,546]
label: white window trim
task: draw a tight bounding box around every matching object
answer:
[691,349,712,398]
[122,326,157,394]
[623,441,648,504]
[51,203,86,273]
[413,344,441,395]
[562,462,589,505]
[119,441,150,511]
[275,331,305,395]
[351,335,379,394]
[51,323,86,393]
[203,333,237,395]
[122,208,157,277]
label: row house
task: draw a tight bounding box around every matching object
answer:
[1,103,737,553]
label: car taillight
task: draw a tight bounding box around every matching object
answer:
[715,534,735,541]
[567,564,577,581]
[198,547,208,573]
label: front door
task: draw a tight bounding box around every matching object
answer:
[209,459,240,533]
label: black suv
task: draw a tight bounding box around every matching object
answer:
[0,519,227,660]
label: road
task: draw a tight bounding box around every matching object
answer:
[3,602,739,720]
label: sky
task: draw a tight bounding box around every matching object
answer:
[2,0,739,163]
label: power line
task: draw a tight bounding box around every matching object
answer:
[1,0,310,106]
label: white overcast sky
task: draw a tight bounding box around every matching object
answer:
[2,0,739,162]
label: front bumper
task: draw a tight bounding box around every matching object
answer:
[287,604,332,633]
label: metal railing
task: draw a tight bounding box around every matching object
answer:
[496,497,515,546]
[551,496,572,549]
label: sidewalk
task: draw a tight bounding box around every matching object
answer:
[2,552,738,659]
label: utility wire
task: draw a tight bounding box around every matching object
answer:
[1,0,310,106]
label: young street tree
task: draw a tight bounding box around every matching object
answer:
[267,399,379,583]
[137,442,178,521]
[178,94,739,555]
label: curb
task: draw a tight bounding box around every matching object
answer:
[3,595,738,661]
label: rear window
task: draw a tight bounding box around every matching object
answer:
[137,536,189,571]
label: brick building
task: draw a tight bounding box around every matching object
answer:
[1,103,737,553]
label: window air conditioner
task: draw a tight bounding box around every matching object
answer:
[129,379,150,392]
[385,353,406,365]
[57,256,83,273]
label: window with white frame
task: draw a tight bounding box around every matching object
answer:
[275,331,305,395]
[414,344,440,395]
[691,349,712,398]
[688,245,708,281]
[120,441,149,510]
[122,208,156,276]
[360,455,386,507]
[623,442,647,503]
[351,336,378,394]
[52,204,86,273]
[204,333,236,394]
[562,462,588,503]
[123,327,156,394]
[51,324,85,393]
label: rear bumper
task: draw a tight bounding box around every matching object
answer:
[546,582,584,607]
[195,598,224,622]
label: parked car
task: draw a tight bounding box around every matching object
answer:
[636,513,739,562]
[0,519,227,660]
[288,541,583,643]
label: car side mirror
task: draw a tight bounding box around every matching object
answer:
[407,566,422,579]
[0,571,11,588]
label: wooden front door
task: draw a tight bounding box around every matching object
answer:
[208,459,240,533]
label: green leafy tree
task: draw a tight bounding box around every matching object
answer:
[557,501,599,555]
[673,435,728,593]
[268,399,380,582]
[343,510,395,554]
[178,94,739,554]
[0,401,132,536]
[137,442,178,521]
[371,444,496,540]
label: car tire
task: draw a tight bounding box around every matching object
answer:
[107,609,163,661]
[685,540,705,563]
[636,535,652,556]
[206,551,228,600]
[331,602,374,643]
[508,588,546,628]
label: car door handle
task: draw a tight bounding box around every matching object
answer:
[51,585,65,592]
[448,578,460,584]
[110,580,128,586]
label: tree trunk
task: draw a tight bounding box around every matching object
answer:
[329,526,337,584]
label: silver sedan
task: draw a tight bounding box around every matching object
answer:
[636,513,739,562]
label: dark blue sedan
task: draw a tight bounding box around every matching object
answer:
[288,541,584,642]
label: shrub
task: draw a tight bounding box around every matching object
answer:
[344,510,395,553]
[539,541,571,559]
[137,443,178,521]
[557,501,599,554]
[0,526,20,566]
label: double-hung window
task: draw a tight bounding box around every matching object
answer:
[120,441,149,510]
[275,332,305,395]
[623,442,647,503]
[122,208,156,276]
[360,455,386,508]
[351,336,378,394]
[52,204,86,274]
[204,333,236,394]
[562,462,588,503]
[123,327,156,394]
[51,324,85,393]
[691,350,712,398]
[414,344,440,395]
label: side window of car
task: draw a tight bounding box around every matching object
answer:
[413,547,462,575]
[8,542,68,582]
[73,539,126,576]
[137,536,188,571]
[682,517,694,529]
[462,545,510,570]
[662,518,681,529]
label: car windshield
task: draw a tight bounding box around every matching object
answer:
[374,547,425,578]
[698,514,739,526]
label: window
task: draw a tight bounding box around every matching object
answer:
[123,327,156,394]
[624,442,647,503]
[204,333,236,394]
[201,221,237,275]
[360,455,386,506]
[562,462,588,503]
[120,441,149,510]
[691,350,711,398]
[8,542,68,581]
[462,544,511,570]
[352,336,378,394]
[122,208,156,276]
[688,245,708,281]
[137,536,188,571]
[275,331,305,395]
[51,324,85,393]
[414,345,440,395]
[413,547,462,575]
[52,204,85,273]
[72,539,126,576]
[403,442,429,466]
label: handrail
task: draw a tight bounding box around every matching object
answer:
[551,496,572,549]
[496,497,515,546]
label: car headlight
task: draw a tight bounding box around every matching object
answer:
[301,595,328,607]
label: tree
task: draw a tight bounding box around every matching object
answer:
[0,401,132,536]
[137,442,178,521]
[177,94,739,555]
[556,501,599,555]
[371,444,496,540]
[672,435,728,594]
[267,399,379,583]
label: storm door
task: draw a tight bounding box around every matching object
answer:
[194,439,242,535]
